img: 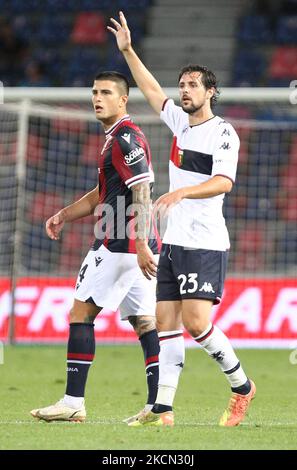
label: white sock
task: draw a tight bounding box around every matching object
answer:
[195,324,248,389]
[155,330,185,407]
[143,404,153,412]
[63,394,84,409]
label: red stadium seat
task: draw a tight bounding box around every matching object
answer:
[269,46,297,78]
[81,134,105,165]
[234,224,268,271]
[236,126,252,164]
[27,134,44,166]
[58,218,94,272]
[280,197,297,221]
[289,135,297,165]
[280,167,297,193]
[61,229,84,250]
[71,12,107,44]
[27,192,64,222]
[59,252,83,272]
[51,108,87,134]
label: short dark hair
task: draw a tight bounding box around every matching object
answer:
[178,64,219,109]
[94,71,129,96]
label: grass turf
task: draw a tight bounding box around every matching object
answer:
[0,346,296,450]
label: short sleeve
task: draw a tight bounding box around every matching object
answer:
[112,128,152,189]
[212,123,240,183]
[160,98,188,134]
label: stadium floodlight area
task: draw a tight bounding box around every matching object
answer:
[0,87,296,346]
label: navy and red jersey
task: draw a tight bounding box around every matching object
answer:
[93,115,161,254]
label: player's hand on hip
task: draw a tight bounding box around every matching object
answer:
[45,211,66,240]
[136,241,158,280]
[107,11,132,51]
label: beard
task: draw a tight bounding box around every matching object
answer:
[181,101,204,115]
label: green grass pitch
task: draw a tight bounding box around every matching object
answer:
[1,345,296,450]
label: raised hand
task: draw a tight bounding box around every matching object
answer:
[107,11,131,52]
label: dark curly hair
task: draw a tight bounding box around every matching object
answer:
[178,64,220,109]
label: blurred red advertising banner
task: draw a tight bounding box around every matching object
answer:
[0,277,296,347]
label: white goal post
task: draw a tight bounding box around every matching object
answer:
[0,87,296,346]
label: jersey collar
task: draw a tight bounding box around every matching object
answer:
[105,115,131,137]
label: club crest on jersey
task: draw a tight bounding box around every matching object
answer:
[178,150,184,167]
[124,147,145,165]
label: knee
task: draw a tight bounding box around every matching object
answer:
[156,316,167,332]
[128,316,156,338]
[69,307,78,323]
[69,306,97,324]
[183,316,208,338]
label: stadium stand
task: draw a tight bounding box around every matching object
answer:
[0,0,296,277]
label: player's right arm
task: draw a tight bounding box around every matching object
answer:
[131,181,158,280]
[46,185,99,240]
[108,11,167,115]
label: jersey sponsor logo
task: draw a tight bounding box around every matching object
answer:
[124,147,145,165]
[199,282,215,293]
[219,142,231,150]
[121,132,131,144]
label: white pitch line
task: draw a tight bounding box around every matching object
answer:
[0,420,297,427]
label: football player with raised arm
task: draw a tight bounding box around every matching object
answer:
[108,12,256,427]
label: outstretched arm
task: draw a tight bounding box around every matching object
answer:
[108,11,167,115]
[46,185,99,240]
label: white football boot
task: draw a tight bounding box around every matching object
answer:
[30,399,86,422]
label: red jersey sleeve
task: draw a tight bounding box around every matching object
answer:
[111,126,153,189]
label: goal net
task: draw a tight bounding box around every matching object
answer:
[0,87,296,346]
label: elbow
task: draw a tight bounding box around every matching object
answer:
[213,175,233,194]
[225,180,233,193]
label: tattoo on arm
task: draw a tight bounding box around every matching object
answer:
[131,181,151,240]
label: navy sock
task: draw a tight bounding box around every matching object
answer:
[152,403,172,413]
[65,323,95,397]
[139,329,160,406]
[231,379,251,395]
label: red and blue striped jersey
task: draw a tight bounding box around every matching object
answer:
[94,115,161,254]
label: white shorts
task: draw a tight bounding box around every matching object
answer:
[74,245,158,320]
